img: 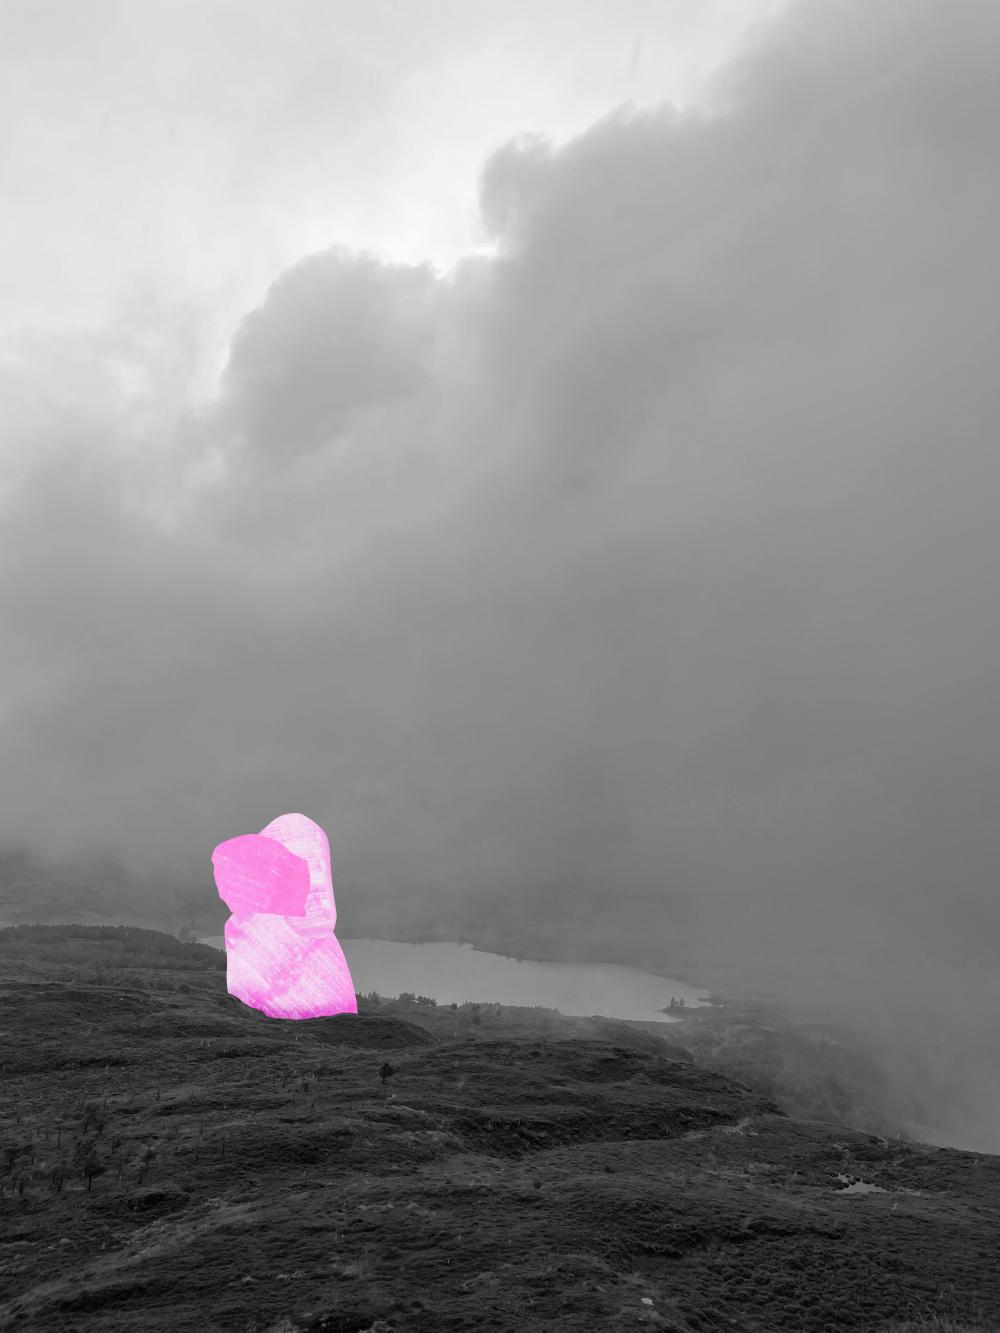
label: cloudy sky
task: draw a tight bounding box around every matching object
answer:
[3,1,999,1145]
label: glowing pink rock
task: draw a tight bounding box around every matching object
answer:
[259,812,337,929]
[211,813,357,1020]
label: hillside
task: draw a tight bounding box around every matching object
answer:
[1,925,998,1332]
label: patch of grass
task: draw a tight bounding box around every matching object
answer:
[878,1320,998,1332]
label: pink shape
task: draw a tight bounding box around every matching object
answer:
[212,813,357,1020]
[212,834,311,918]
[259,812,337,929]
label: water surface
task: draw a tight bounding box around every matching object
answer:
[198,935,709,1024]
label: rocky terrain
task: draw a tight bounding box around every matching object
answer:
[1,925,998,1332]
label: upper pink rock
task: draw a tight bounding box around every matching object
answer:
[212,833,311,918]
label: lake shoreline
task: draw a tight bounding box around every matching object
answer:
[196,934,713,1025]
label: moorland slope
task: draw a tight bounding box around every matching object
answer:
[0,925,997,1332]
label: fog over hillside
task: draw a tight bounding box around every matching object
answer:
[2,0,999,1151]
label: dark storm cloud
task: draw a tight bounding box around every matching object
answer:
[222,251,441,462]
[3,0,999,1146]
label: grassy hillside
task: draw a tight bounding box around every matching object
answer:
[1,925,998,1332]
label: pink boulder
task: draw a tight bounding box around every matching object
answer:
[211,813,357,1020]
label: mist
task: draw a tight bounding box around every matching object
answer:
[2,0,999,1151]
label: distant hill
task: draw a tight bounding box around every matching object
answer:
[0,876,186,935]
[0,925,998,1331]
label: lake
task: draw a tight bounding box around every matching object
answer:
[197,936,710,1024]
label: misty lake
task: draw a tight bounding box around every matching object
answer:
[197,936,710,1024]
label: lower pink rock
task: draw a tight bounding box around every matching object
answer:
[211,813,357,1020]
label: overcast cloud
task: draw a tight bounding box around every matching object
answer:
[3,0,999,1149]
